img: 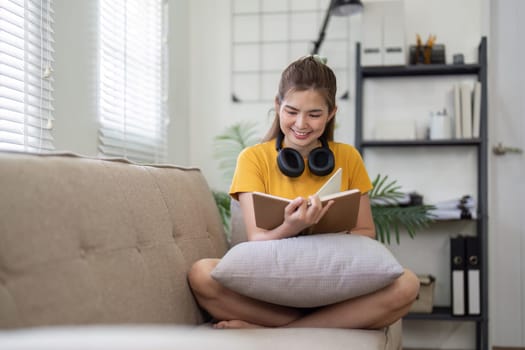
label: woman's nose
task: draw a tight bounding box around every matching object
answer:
[295,114,307,127]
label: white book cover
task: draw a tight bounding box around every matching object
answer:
[454,83,462,139]
[472,81,481,138]
[460,83,473,138]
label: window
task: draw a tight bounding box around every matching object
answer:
[0,0,55,152]
[98,0,168,163]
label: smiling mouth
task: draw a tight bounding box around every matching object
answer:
[292,129,311,137]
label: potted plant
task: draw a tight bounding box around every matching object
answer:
[212,122,434,244]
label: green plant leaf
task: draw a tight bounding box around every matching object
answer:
[212,190,232,241]
[370,174,404,205]
[371,204,435,244]
[213,121,260,182]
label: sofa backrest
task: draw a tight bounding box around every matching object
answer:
[229,199,248,246]
[0,152,229,329]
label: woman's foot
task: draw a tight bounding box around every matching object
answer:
[213,320,264,329]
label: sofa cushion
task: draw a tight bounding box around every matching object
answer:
[0,320,402,350]
[211,233,403,307]
[0,151,228,328]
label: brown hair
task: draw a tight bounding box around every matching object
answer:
[262,55,337,142]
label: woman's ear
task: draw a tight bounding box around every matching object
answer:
[274,96,281,113]
[328,105,338,121]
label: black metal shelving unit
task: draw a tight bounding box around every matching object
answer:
[355,37,488,350]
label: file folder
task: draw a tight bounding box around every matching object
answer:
[465,236,481,315]
[361,2,383,66]
[450,236,466,316]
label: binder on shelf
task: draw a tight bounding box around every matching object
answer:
[361,2,383,66]
[450,235,466,316]
[465,236,481,315]
[361,1,405,66]
[382,1,405,66]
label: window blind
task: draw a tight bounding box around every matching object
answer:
[98,0,168,163]
[0,0,55,152]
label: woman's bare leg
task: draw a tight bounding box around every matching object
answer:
[188,258,303,327]
[286,269,419,329]
[189,259,419,330]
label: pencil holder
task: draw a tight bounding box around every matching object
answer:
[409,44,446,64]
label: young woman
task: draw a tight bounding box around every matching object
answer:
[188,55,419,329]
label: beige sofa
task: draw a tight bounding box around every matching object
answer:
[0,151,401,349]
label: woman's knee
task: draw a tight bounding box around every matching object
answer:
[396,269,420,306]
[187,258,220,298]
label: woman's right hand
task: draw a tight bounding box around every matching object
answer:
[283,195,333,235]
[238,192,332,241]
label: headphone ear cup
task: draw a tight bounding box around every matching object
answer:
[308,147,335,176]
[277,148,305,177]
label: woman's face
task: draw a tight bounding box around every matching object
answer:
[276,89,336,156]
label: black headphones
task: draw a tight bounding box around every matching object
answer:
[275,131,335,177]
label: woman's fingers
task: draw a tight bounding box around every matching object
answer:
[284,196,333,230]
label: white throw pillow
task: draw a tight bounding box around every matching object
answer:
[211,233,404,307]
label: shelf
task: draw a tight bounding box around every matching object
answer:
[360,139,482,147]
[405,306,484,321]
[356,37,489,350]
[432,218,480,223]
[361,63,481,78]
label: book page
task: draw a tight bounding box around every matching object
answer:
[315,168,342,199]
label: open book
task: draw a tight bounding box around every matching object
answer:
[252,168,361,234]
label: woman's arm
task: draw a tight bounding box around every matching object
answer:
[237,192,333,241]
[351,194,376,238]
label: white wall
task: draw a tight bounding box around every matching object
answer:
[188,0,236,189]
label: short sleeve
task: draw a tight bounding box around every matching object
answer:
[229,146,266,200]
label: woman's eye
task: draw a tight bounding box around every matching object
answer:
[286,110,297,115]
[310,114,322,118]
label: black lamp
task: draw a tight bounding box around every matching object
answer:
[311,0,363,55]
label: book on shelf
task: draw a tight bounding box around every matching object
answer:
[460,83,473,139]
[251,168,361,234]
[453,82,481,139]
[453,83,462,138]
[472,81,481,138]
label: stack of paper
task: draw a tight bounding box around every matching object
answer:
[429,195,477,220]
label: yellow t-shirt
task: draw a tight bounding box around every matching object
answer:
[229,139,372,200]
